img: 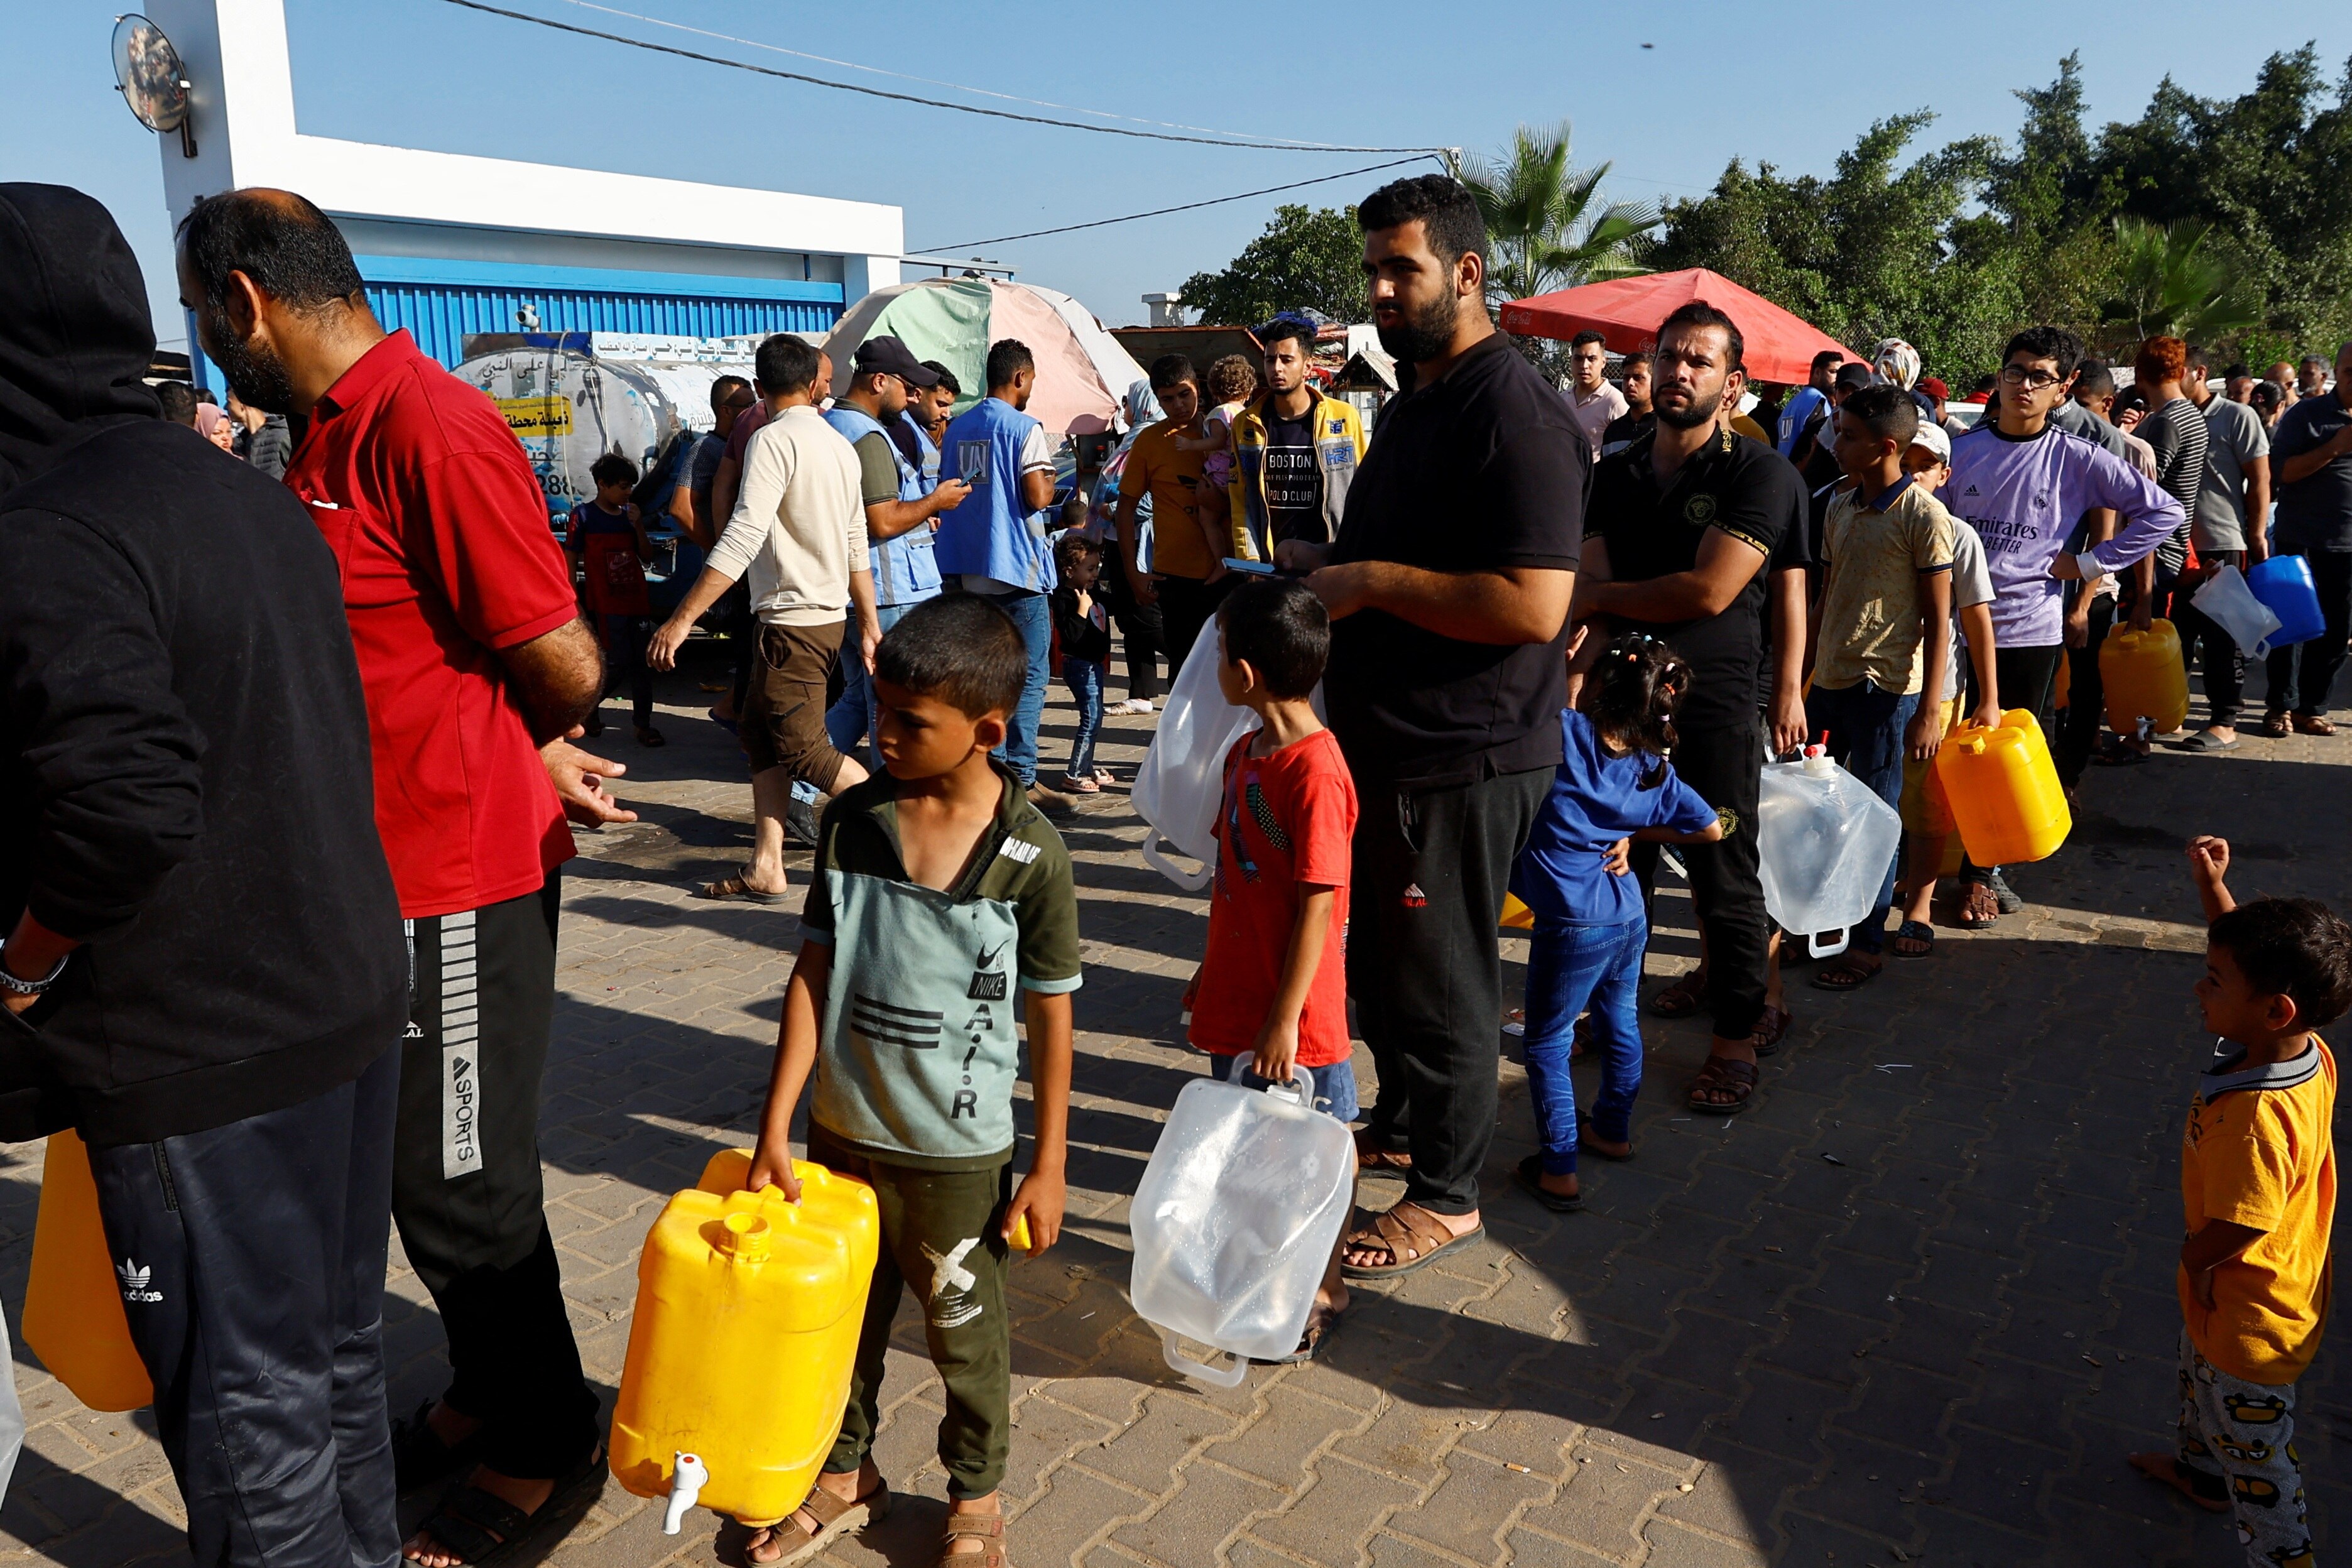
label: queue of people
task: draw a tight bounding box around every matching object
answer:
[3,168,2347,1568]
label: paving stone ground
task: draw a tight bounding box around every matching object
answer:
[3,651,2346,1567]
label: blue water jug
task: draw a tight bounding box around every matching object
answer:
[2247,556,2327,647]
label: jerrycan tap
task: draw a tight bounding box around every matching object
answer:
[663,1452,709,1533]
[1802,732,1832,777]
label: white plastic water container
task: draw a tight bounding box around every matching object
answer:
[1128,1069,1354,1386]
[1130,630,1322,892]
[2191,563,2284,657]
[1755,748,1903,959]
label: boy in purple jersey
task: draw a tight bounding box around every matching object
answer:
[1937,327,2182,927]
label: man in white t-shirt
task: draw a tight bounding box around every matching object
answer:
[650,332,876,899]
[1562,330,1628,460]
[2177,345,2272,751]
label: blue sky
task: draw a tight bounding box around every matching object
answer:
[10,2,2351,350]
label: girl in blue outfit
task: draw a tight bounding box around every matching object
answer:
[1511,634,1724,1212]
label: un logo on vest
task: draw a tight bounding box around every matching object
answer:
[1684,493,1718,526]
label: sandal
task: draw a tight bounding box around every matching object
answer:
[1686,1055,1759,1116]
[2261,711,2291,738]
[2294,714,2338,736]
[1647,971,1707,1019]
[1892,920,1936,959]
[1264,1301,1345,1364]
[1354,1126,1412,1173]
[700,866,790,905]
[390,1399,481,1495]
[746,1478,894,1567]
[406,1446,607,1567]
[1339,1202,1485,1280]
[1810,956,1883,991]
[1056,774,1101,794]
[936,1513,1008,1568]
[1513,1153,1582,1212]
[1747,1004,1796,1058]
[635,726,667,748]
[1955,881,2000,930]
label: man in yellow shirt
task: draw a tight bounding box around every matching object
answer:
[2131,836,2345,1567]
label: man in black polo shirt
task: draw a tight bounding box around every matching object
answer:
[1577,302,1807,1116]
[1276,175,1582,1277]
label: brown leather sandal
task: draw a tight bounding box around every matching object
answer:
[746,1479,892,1566]
[1353,1126,1412,1173]
[937,1513,1008,1568]
[1647,970,1707,1018]
[2294,714,2338,736]
[1686,1055,1760,1116]
[1339,1202,1485,1280]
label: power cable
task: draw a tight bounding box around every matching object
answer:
[920,156,1448,254]
[432,0,1456,155]
[547,0,1372,150]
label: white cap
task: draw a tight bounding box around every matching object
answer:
[1908,420,1951,465]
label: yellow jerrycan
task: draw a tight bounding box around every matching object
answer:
[2099,618,2190,736]
[1933,708,2071,866]
[609,1150,879,1530]
[23,1130,154,1412]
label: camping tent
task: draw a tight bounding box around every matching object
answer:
[1499,270,1856,386]
[822,278,1147,435]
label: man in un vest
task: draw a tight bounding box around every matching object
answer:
[822,335,972,760]
[933,339,1071,813]
[1226,313,1366,562]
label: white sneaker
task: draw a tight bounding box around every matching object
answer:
[1111,698,1155,715]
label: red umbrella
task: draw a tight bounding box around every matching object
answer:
[1500,269,1857,386]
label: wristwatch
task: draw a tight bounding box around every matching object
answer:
[0,943,68,999]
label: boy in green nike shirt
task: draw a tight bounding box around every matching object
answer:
[743,593,1081,1567]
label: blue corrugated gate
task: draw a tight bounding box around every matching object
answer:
[356,255,846,367]
[187,253,847,388]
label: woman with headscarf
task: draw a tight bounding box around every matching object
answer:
[1097,379,1166,712]
[193,400,237,453]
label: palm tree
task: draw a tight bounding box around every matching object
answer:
[1457,121,1658,315]
[2097,217,2263,344]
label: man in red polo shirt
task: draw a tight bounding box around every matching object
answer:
[179,189,619,1567]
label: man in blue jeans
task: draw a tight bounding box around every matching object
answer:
[935,339,1076,813]
[823,334,970,762]
[1804,384,1955,989]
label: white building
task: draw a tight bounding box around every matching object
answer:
[140,0,912,379]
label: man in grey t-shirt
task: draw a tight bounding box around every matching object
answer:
[2172,345,2265,749]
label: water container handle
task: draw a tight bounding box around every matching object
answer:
[1262,1065,1315,1106]
[1807,927,1850,961]
[1158,1327,1251,1388]
[1140,837,1213,893]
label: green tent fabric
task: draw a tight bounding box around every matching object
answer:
[826,277,993,415]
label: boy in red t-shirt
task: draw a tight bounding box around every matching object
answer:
[565,451,662,746]
[1185,576,1359,1357]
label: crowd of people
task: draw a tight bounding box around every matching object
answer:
[2,167,2348,1568]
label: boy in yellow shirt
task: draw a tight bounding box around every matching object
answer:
[2130,835,2347,1565]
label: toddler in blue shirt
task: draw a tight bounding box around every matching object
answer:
[1511,634,1724,1211]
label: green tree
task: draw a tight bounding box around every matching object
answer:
[2097,218,2265,344]
[1177,204,1364,327]
[1651,113,2020,383]
[1457,120,1656,313]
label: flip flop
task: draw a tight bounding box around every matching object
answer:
[2176,731,2239,752]
[706,706,740,737]
[2294,714,2338,736]
[407,1446,607,1567]
[1339,1204,1484,1280]
[1891,920,1936,959]
[1513,1153,1582,1212]
[1810,956,1884,991]
[700,868,790,904]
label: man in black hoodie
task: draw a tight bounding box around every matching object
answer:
[0,185,407,1567]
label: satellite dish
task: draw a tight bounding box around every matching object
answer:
[111,14,196,156]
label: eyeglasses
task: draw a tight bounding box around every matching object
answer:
[1998,364,2063,390]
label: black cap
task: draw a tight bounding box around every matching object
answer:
[851,334,940,388]
[1832,362,1876,394]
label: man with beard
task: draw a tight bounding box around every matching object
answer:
[1575,302,1809,1116]
[176,188,620,1567]
[3,181,406,1568]
[1273,175,1582,1278]
[1226,312,1365,558]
